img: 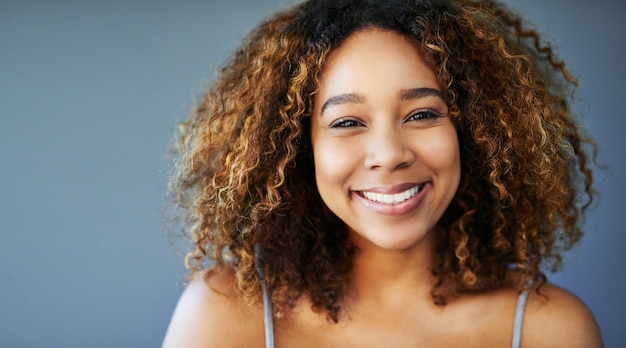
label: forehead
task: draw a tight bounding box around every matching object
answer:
[327,28,423,57]
[315,28,440,99]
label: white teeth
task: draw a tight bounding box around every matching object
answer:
[361,185,422,204]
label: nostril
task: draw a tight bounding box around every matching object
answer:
[364,138,415,171]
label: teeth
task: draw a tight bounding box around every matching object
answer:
[361,185,422,204]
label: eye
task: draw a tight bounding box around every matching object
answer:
[330,118,364,128]
[404,110,443,123]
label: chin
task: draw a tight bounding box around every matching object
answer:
[350,224,435,252]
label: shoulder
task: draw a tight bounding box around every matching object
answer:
[522,282,602,348]
[162,267,265,348]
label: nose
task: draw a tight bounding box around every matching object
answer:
[363,127,416,172]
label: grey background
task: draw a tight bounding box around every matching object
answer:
[1,0,624,347]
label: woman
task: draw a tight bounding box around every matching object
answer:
[163,0,602,346]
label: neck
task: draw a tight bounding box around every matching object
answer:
[347,228,440,306]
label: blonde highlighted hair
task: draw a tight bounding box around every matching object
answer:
[169,0,597,322]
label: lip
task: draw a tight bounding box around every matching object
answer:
[352,182,431,216]
[358,182,421,194]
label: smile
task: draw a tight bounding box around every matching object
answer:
[360,184,424,205]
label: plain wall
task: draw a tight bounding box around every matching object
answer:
[1,0,624,346]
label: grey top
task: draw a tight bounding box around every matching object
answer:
[256,253,529,348]
[255,245,275,348]
[512,289,529,348]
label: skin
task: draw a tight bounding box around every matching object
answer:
[162,28,603,348]
[311,27,461,256]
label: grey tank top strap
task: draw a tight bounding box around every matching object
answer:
[511,290,529,348]
[255,245,275,348]
[256,246,528,348]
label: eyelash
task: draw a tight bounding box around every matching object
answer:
[329,118,363,128]
[404,110,443,122]
[329,110,442,128]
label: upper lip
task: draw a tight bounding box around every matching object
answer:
[355,182,425,194]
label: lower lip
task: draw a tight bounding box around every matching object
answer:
[352,183,430,216]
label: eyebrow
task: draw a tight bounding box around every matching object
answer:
[320,93,366,115]
[399,87,446,102]
[320,87,446,115]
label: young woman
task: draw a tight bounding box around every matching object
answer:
[163,0,602,346]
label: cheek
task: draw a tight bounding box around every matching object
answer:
[313,139,358,194]
[438,138,460,172]
[420,128,461,181]
[439,138,461,192]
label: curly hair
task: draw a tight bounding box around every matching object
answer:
[168,0,597,322]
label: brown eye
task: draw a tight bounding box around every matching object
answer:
[330,118,364,128]
[404,110,442,123]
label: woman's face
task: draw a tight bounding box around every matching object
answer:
[311,28,461,251]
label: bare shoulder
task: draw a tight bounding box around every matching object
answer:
[162,267,264,348]
[522,282,603,347]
